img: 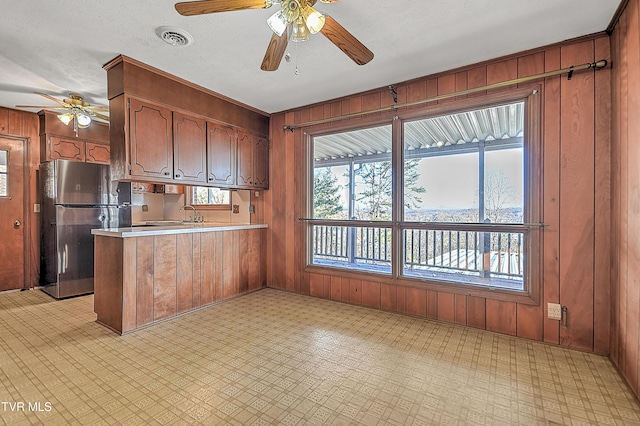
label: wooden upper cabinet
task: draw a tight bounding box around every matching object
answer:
[173,112,207,184]
[253,136,269,189]
[207,122,237,187]
[237,130,269,189]
[128,97,173,180]
[236,131,253,187]
[42,137,110,164]
[85,142,110,164]
[45,136,85,162]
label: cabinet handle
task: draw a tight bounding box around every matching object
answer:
[164,172,171,176]
[175,174,181,178]
[208,177,213,181]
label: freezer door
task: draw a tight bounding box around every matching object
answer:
[42,206,120,299]
[43,160,116,205]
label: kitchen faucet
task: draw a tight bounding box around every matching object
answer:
[179,204,203,223]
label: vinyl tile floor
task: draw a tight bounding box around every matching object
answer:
[1,288,639,425]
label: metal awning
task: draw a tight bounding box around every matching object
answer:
[314,101,524,166]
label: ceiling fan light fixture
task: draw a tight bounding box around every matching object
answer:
[76,113,92,128]
[301,6,325,34]
[57,113,73,126]
[267,10,288,37]
[281,0,300,23]
[291,16,309,42]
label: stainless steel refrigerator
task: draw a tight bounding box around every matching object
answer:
[40,160,131,299]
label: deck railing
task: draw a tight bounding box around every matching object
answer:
[312,225,392,269]
[403,228,523,280]
[311,223,524,283]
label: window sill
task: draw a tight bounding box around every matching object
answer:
[192,205,231,211]
[304,263,538,306]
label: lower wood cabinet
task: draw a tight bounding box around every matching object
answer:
[94,228,266,334]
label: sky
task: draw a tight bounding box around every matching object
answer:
[415,148,523,210]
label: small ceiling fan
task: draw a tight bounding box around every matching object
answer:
[174,0,374,71]
[16,92,109,137]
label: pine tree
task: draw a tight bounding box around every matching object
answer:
[356,161,392,220]
[313,167,342,218]
[403,159,427,209]
[355,159,425,220]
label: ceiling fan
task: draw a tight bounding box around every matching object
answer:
[174,0,374,71]
[16,92,109,137]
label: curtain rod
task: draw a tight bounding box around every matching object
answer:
[283,59,608,131]
[298,218,545,231]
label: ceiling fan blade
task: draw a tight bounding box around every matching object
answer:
[175,0,270,16]
[15,105,66,109]
[86,106,109,111]
[261,28,289,71]
[320,15,374,66]
[34,92,66,105]
[92,112,110,121]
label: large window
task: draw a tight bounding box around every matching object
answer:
[308,95,540,296]
[312,125,393,273]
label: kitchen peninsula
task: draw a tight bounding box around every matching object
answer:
[92,223,266,334]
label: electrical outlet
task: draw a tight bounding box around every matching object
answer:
[34,204,40,213]
[232,205,240,214]
[548,303,562,320]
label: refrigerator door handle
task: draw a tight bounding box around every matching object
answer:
[64,244,68,272]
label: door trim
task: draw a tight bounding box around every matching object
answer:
[0,134,30,290]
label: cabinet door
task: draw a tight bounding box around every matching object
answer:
[46,136,85,162]
[173,112,207,184]
[85,142,110,164]
[253,136,269,189]
[236,131,254,188]
[128,98,173,180]
[207,122,237,187]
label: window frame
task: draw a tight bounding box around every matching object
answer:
[303,87,542,305]
[189,186,232,210]
[0,149,8,198]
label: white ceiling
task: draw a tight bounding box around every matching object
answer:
[0,0,619,116]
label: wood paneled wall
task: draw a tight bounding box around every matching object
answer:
[611,0,640,399]
[95,228,266,334]
[265,35,612,354]
[0,107,40,287]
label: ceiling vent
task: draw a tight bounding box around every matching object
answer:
[156,26,194,47]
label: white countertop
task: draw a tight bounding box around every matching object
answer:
[92,222,267,238]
